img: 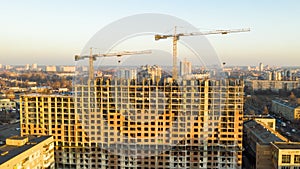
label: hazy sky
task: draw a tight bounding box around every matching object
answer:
[1,0,300,66]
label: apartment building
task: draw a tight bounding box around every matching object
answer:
[21,78,244,169]
[271,142,300,169]
[0,135,54,169]
[0,99,16,110]
[244,118,289,169]
[272,100,300,121]
[245,80,300,92]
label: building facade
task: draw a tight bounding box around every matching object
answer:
[137,65,162,83]
[244,119,289,169]
[0,99,16,110]
[21,78,244,169]
[46,66,57,72]
[271,142,300,169]
[271,100,300,122]
[245,80,300,92]
[180,59,192,77]
[0,135,54,169]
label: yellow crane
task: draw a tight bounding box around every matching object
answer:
[75,48,151,80]
[155,27,250,80]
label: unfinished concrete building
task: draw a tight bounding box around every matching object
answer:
[20,77,244,169]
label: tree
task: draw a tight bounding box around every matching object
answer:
[262,106,269,115]
[249,109,255,115]
[289,92,297,103]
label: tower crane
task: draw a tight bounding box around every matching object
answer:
[75,48,151,80]
[155,27,250,81]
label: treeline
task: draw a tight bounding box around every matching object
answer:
[0,72,73,90]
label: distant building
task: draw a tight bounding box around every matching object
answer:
[245,79,300,92]
[116,69,137,80]
[60,66,75,72]
[259,62,263,72]
[4,65,12,70]
[277,71,282,81]
[56,72,75,77]
[24,64,30,70]
[46,66,57,72]
[265,71,272,80]
[0,135,54,169]
[31,63,38,70]
[0,99,16,110]
[244,119,288,169]
[137,65,162,83]
[183,73,209,80]
[180,58,192,76]
[271,99,300,121]
[58,88,69,93]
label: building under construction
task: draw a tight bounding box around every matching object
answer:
[20,74,244,169]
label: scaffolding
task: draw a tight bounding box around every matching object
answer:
[20,77,244,169]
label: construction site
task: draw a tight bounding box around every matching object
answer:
[20,28,248,169]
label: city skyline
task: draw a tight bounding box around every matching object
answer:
[1,1,300,66]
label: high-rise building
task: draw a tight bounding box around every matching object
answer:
[25,64,30,70]
[5,65,12,70]
[259,62,263,72]
[31,63,38,70]
[116,69,137,80]
[180,58,192,77]
[137,65,162,83]
[21,76,244,169]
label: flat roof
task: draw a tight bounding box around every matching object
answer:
[244,120,285,144]
[272,99,300,109]
[7,136,27,140]
[23,93,71,97]
[0,136,51,165]
[273,142,300,149]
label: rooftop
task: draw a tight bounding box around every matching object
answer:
[7,136,27,141]
[272,99,300,109]
[23,93,71,97]
[0,136,51,165]
[272,142,300,150]
[244,120,286,144]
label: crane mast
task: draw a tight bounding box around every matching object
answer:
[172,27,178,81]
[75,49,151,80]
[155,27,250,81]
[89,48,94,81]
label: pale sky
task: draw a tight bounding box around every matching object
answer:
[1,0,300,66]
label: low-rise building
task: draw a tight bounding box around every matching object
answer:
[46,66,57,72]
[0,99,16,110]
[271,142,300,169]
[244,119,288,169]
[60,66,75,72]
[272,99,300,121]
[245,80,300,92]
[0,135,54,169]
